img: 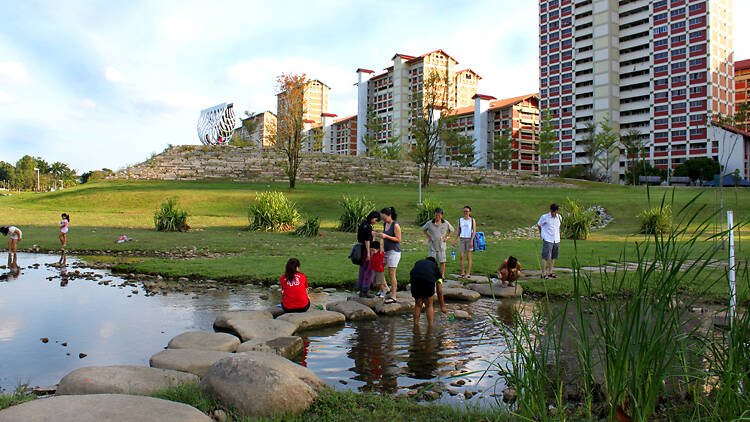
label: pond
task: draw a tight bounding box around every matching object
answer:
[0,253,524,405]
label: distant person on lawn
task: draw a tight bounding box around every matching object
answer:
[410,257,444,328]
[1,225,22,268]
[497,256,522,287]
[537,203,562,279]
[422,207,453,313]
[356,211,381,298]
[452,205,476,279]
[59,213,70,248]
[374,207,401,304]
[280,258,310,313]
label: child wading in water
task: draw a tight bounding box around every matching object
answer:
[59,213,70,248]
[280,258,310,313]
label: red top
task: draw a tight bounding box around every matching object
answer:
[370,251,385,272]
[280,273,309,309]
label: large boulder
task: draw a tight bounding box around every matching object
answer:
[375,293,415,315]
[213,310,273,330]
[467,283,523,298]
[442,279,464,288]
[200,352,326,417]
[236,336,304,359]
[347,295,381,309]
[56,365,199,396]
[277,309,345,332]
[326,300,377,320]
[265,305,285,318]
[149,349,233,377]
[441,287,481,301]
[223,319,297,342]
[0,394,212,422]
[167,331,240,352]
[451,274,489,283]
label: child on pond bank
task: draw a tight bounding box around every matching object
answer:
[59,213,70,248]
[280,258,310,313]
[370,241,389,298]
[497,256,522,287]
[1,225,22,267]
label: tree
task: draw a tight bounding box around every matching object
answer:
[0,161,14,182]
[624,161,666,183]
[593,118,619,182]
[538,114,558,176]
[362,107,402,160]
[445,133,476,167]
[14,155,37,190]
[620,129,643,185]
[309,126,324,152]
[408,69,460,187]
[383,141,403,161]
[580,122,598,178]
[489,129,514,171]
[673,157,721,183]
[269,73,307,189]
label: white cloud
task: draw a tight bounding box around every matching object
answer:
[159,16,202,39]
[81,98,96,108]
[0,61,31,84]
[0,90,11,104]
[105,66,124,81]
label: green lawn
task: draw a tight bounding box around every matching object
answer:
[2,179,748,299]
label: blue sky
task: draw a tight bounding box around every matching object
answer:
[1,0,748,172]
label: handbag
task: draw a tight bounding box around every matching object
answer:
[349,243,363,265]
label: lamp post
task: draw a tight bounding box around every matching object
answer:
[417,164,423,205]
[58,179,63,190]
[33,167,39,192]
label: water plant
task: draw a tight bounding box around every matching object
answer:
[247,191,300,232]
[337,196,374,232]
[295,216,320,238]
[415,198,443,226]
[637,204,672,234]
[153,198,189,232]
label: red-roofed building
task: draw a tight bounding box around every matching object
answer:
[736,59,750,131]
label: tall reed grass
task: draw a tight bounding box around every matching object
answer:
[337,196,375,233]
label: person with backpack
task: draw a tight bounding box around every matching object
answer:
[452,205,476,279]
[355,211,381,298]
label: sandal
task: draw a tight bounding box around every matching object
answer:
[384,297,397,304]
[548,273,558,279]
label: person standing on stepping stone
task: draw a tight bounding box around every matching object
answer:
[422,207,453,313]
[374,207,401,304]
[537,203,562,280]
[356,211,381,298]
[410,257,443,327]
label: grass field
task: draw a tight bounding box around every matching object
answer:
[2,179,748,299]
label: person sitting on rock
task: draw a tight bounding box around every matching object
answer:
[280,258,310,313]
[410,256,444,328]
[497,256,522,287]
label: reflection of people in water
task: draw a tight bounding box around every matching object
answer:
[60,266,69,287]
[58,250,67,266]
[406,325,442,380]
[347,318,400,394]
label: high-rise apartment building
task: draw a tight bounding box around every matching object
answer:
[539,0,737,180]
[276,79,330,126]
[735,58,750,130]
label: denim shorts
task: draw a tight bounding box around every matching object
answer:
[541,241,559,260]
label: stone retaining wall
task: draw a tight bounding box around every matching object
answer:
[113,145,568,187]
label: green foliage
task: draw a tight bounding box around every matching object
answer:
[489,129,514,171]
[0,161,13,182]
[248,191,300,232]
[624,161,666,184]
[445,134,475,167]
[415,198,443,226]
[153,198,189,232]
[0,383,35,411]
[295,216,320,237]
[560,198,595,240]
[621,129,644,185]
[81,168,114,184]
[337,196,375,232]
[673,157,721,182]
[538,113,558,176]
[592,118,620,182]
[637,204,672,234]
[151,382,220,414]
[560,165,590,180]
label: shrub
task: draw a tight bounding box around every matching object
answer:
[560,165,590,180]
[416,198,443,226]
[295,216,320,237]
[338,196,375,232]
[560,198,595,240]
[153,198,189,232]
[637,205,672,234]
[248,191,300,232]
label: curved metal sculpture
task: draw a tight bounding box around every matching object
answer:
[197,103,236,145]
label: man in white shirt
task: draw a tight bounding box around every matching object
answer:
[537,203,561,279]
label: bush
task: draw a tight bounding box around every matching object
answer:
[638,205,672,234]
[248,191,300,232]
[153,198,189,232]
[560,198,595,240]
[560,165,590,180]
[415,198,443,226]
[338,196,375,232]
[295,216,320,237]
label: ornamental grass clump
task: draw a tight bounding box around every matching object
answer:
[638,204,672,234]
[248,191,300,232]
[560,197,595,240]
[338,196,374,232]
[295,216,320,238]
[153,198,189,232]
[415,198,443,226]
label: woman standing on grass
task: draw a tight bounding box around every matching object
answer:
[452,206,476,279]
[1,225,22,268]
[374,207,401,304]
[356,211,381,298]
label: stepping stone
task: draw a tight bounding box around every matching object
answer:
[167,331,240,352]
[236,336,304,359]
[441,288,480,302]
[375,299,415,315]
[278,309,346,332]
[265,305,285,318]
[347,295,382,309]
[201,352,326,417]
[0,394,212,422]
[223,319,297,342]
[450,274,489,283]
[213,310,272,330]
[452,310,472,320]
[442,279,464,288]
[326,300,377,320]
[56,365,199,396]
[467,283,523,298]
[149,349,233,377]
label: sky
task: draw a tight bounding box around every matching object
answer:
[1,0,749,173]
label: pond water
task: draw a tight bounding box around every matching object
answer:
[0,253,523,405]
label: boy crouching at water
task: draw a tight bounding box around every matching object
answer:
[370,241,390,297]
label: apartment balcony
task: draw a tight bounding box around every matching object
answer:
[620,73,649,86]
[574,2,593,15]
[575,38,593,50]
[619,24,649,39]
[619,49,649,63]
[620,86,650,99]
[619,9,650,26]
[619,112,650,125]
[575,14,593,27]
[620,100,649,113]
[575,96,593,107]
[619,0,649,14]
[620,36,649,51]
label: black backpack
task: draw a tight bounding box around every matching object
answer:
[349,243,362,265]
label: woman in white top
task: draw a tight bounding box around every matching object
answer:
[451,206,476,279]
[1,225,22,265]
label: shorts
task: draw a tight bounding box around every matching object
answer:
[542,241,559,260]
[384,250,401,268]
[373,271,386,286]
[410,278,436,299]
[428,246,447,263]
[459,238,473,253]
[61,228,68,234]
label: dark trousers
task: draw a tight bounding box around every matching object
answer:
[357,260,373,294]
[282,300,310,313]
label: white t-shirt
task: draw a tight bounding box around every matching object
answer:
[537,212,561,243]
[8,226,22,240]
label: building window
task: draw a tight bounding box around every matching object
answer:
[654,26,668,35]
[654,39,668,48]
[673,130,686,137]
[689,17,704,26]
[654,52,668,60]
[671,62,686,70]
[654,13,667,21]
[655,65,668,73]
[655,132,668,139]
[671,22,686,31]
[655,105,668,113]
[672,75,687,84]
[655,118,668,125]
[690,30,705,40]
[671,34,686,44]
[690,58,705,67]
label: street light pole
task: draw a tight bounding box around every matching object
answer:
[33,167,40,192]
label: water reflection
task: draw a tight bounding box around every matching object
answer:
[406,326,442,380]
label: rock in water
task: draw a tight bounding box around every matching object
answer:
[0,394,212,422]
[347,295,381,309]
[56,365,199,396]
[441,288,481,301]
[452,310,472,320]
[213,310,272,330]
[277,309,346,331]
[236,336,304,359]
[222,319,296,342]
[466,283,523,298]
[325,300,377,321]
[201,352,326,417]
[374,294,415,315]
[167,331,240,352]
[149,349,233,377]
